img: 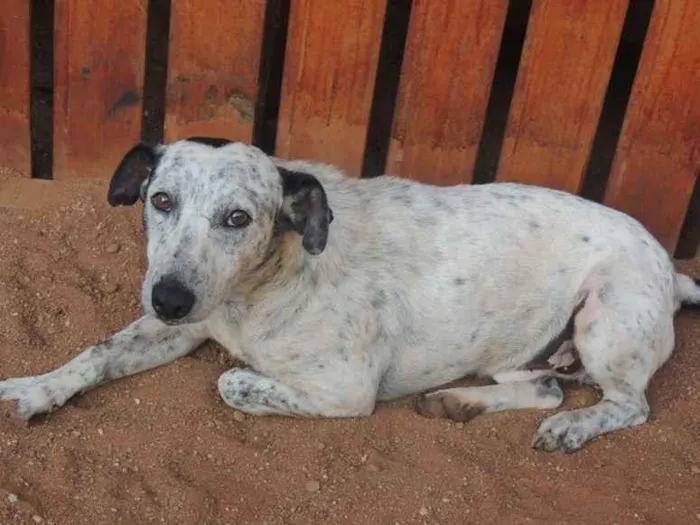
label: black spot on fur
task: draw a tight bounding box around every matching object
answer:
[580,235,591,243]
[391,192,413,206]
[372,290,387,309]
[598,282,613,303]
[454,277,466,286]
[237,381,253,401]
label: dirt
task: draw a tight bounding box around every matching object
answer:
[0,167,699,525]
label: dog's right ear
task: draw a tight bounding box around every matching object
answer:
[107,143,160,207]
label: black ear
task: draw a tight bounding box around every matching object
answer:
[277,167,334,255]
[107,143,159,207]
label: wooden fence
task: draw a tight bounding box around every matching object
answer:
[1,0,699,256]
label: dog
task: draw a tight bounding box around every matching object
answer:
[1,137,698,453]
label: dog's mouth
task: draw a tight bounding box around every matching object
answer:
[150,306,211,327]
[150,308,204,326]
[155,316,188,326]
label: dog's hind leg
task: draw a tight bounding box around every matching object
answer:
[0,316,207,419]
[532,280,674,453]
[416,376,564,422]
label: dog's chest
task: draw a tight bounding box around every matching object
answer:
[205,310,244,360]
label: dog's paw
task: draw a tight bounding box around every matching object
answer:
[531,411,588,453]
[0,376,60,420]
[416,392,485,422]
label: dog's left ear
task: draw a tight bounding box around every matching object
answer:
[107,143,160,207]
[277,167,334,255]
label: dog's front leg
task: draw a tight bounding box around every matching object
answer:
[218,368,375,418]
[0,316,207,419]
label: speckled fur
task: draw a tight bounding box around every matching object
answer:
[2,139,698,453]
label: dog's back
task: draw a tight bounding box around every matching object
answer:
[277,172,673,399]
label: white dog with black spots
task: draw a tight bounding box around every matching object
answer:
[2,137,698,453]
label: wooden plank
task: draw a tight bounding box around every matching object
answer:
[164,0,266,143]
[53,0,147,179]
[276,0,386,177]
[0,1,31,175]
[604,0,700,252]
[497,0,628,193]
[386,0,507,185]
[675,175,700,258]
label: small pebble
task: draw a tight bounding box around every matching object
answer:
[454,422,465,430]
[691,465,700,475]
[33,516,44,524]
[305,480,320,493]
[233,411,245,422]
[134,398,141,405]
[419,506,429,516]
[106,243,120,254]
[97,428,104,436]
[7,493,18,504]
[103,282,119,294]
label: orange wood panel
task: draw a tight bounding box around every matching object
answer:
[53,0,147,179]
[0,1,31,175]
[387,0,508,185]
[604,0,700,252]
[497,0,628,193]
[164,0,266,143]
[276,0,386,177]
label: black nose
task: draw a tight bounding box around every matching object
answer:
[151,277,195,320]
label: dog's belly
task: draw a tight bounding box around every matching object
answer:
[376,349,479,400]
[373,270,584,400]
[375,334,556,401]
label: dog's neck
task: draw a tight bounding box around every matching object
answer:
[235,176,364,312]
[235,229,340,308]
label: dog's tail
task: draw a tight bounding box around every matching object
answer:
[675,273,700,308]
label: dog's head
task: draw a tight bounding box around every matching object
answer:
[107,138,333,325]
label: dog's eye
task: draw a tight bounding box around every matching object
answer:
[225,210,251,228]
[151,192,172,212]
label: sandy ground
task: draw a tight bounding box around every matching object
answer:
[0,167,699,525]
